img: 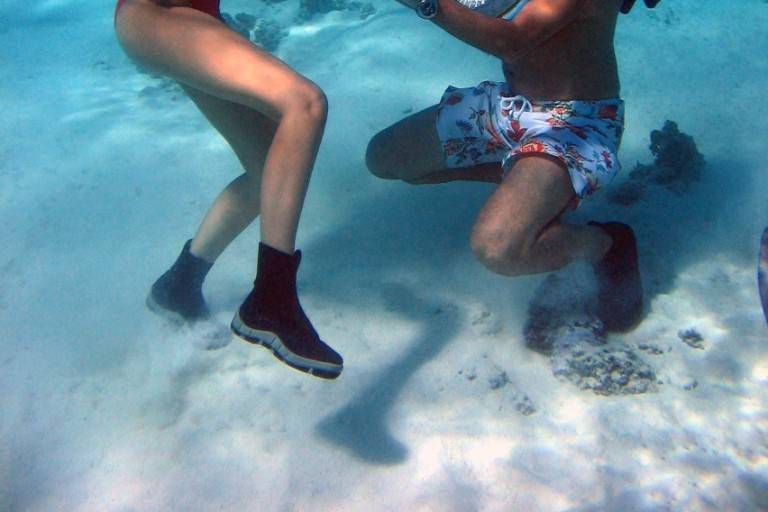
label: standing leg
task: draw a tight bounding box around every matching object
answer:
[116,1,342,376]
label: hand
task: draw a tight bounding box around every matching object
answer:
[620,0,661,15]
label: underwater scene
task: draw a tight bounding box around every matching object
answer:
[1,0,767,510]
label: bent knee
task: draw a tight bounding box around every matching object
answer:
[283,80,328,122]
[470,228,529,276]
[365,129,425,182]
[365,132,398,179]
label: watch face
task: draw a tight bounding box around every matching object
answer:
[417,0,438,18]
[456,0,521,18]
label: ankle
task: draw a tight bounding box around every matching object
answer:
[188,239,217,265]
[168,240,213,286]
[246,242,301,310]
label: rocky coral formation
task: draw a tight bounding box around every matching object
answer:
[524,270,658,396]
[551,335,658,396]
[609,120,705,205]
[222,13,288,52]
[524,273,600,355]
[512,393,537,416]
[298,0,377,21]
[678,328,705,349]
[486,371,537,415]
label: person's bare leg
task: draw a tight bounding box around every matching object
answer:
[470,155,612,276]
[366,106,502,184]
[179,86,276,262]
[116,1,342,374]
[116,0,325,255]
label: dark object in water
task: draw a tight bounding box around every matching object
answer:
[488,371,510,390]
[620,0,661,14]
[609,120,705,205]
[678,328,705,349]
[759,227,768,324]
[649,121,705,184]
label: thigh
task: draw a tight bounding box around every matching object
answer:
[182,85,277,174]
[473,155,576,246]
[366,106,447,181]
[115,0,312,118]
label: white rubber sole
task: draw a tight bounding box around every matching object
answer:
[231,311,342,380]
[146,293,187,325]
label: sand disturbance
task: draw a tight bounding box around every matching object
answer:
[524,271,658,396]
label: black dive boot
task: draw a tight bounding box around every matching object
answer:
[589,221,644,332]
[146,240,213,324]
[231,243,343,380]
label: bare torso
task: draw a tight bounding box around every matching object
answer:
[502,0,622,100]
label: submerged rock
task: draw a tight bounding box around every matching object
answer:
[458,367,477,381]
[471,307,503,336]
[524,272,602,355]
[678,328,705,349]
[235,12,257,30]
[488,371,509,390]
[551,337,658,396]
[222,13,287,52]
[609,120,705,205]
[252,19,288,52]
[524,269,658,396]
[637,343,665,355]
[513,393,537,416]
[486,370,537,415]
[683,379,699,391]
[221,12,251,39]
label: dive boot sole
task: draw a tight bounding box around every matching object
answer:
[231,312,342,380]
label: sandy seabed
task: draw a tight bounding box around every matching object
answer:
[1,1,767,510]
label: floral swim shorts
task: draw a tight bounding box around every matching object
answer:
[435,81,625,199]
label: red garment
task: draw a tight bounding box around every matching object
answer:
[115,0,221,19]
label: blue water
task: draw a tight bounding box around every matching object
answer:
[1,1,767,510]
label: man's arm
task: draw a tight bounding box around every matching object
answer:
[411,0,584,63]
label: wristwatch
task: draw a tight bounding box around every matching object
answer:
[416,0,438,19]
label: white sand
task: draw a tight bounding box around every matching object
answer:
[1,0,767,510]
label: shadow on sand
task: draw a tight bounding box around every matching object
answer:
[316,282,462,465]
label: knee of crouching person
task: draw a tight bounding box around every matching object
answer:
[365,133,397,180]
[470,230,527,276]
